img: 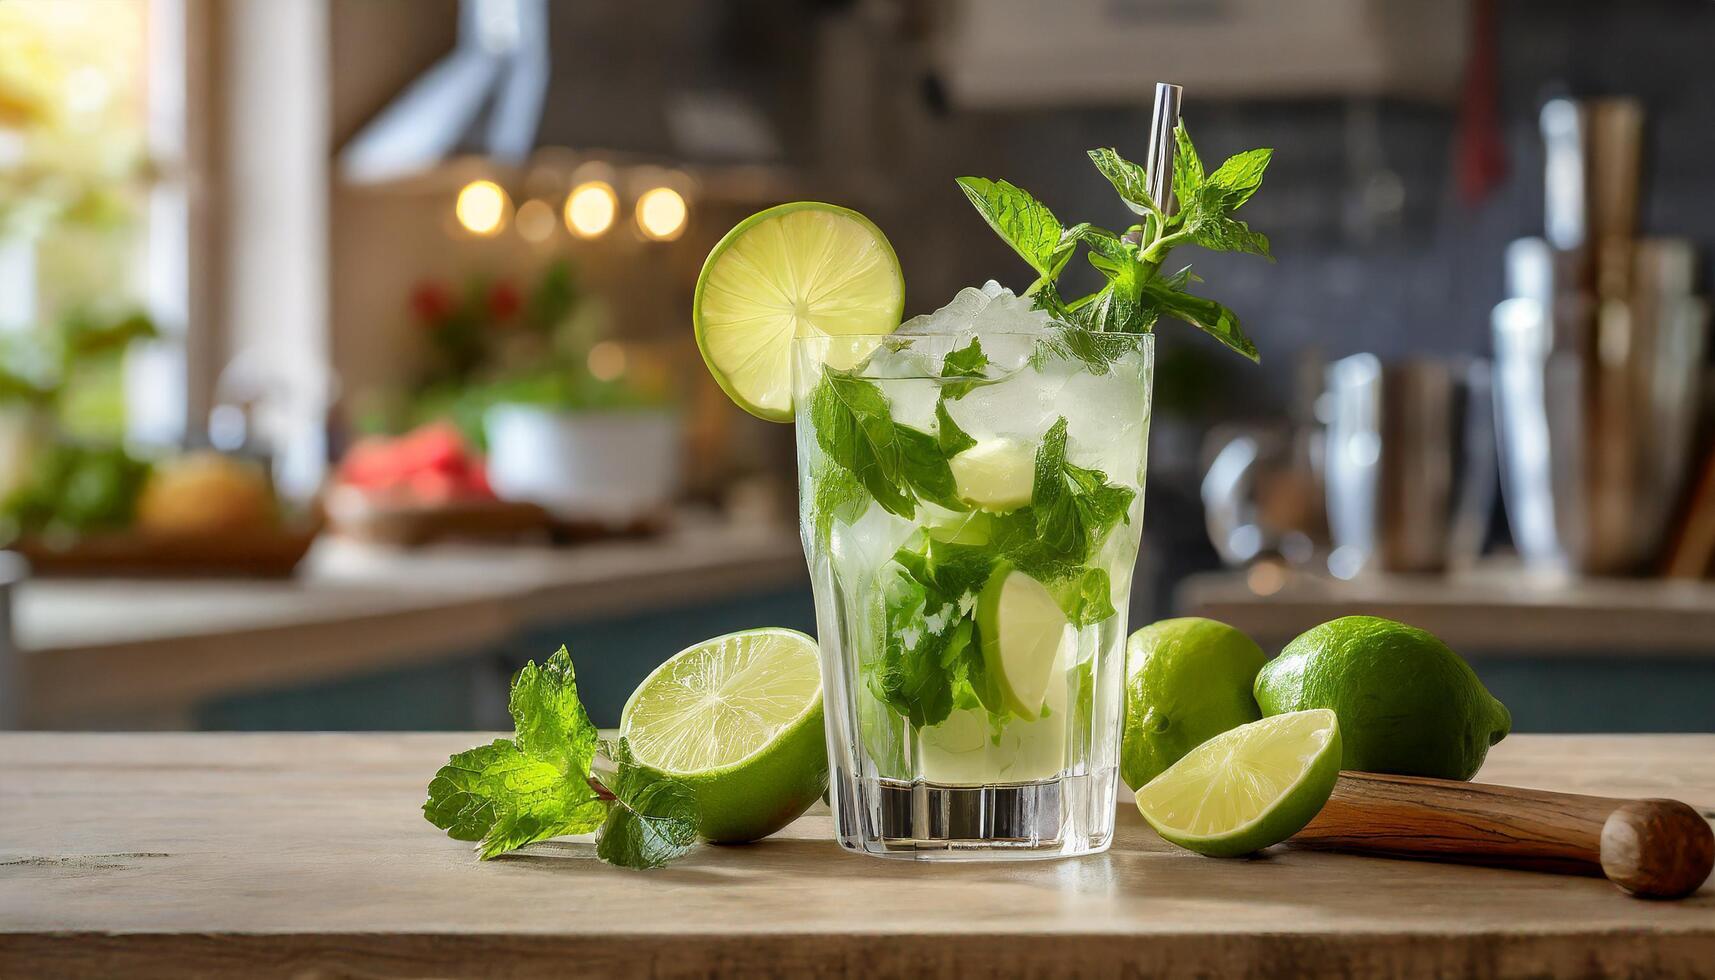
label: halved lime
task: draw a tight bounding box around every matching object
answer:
[950,438,1036,513]
[1134,708,1341,858]
[977,564,1070,717]
[621,628,828,842]
[693,202,904,422]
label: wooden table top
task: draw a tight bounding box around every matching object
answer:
[3,733,1712,978]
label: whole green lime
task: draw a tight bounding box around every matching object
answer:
[1121,617,1268,789]
[1253,615,1511,780]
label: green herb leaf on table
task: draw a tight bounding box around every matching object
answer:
[423,646,702,869]
[594,739,700,870]
[509,646,600,776]
[422,739,525,841]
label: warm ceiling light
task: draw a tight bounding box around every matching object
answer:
[586,340,626,381]
[565,181,617,238]
[515,199,556,242]
[455,179,509,236]
[635,186,687,241]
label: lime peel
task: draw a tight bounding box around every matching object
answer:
[1134,708,1342,858]
[693,202,904,422]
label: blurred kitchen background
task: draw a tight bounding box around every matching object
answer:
[2,0,1713,733]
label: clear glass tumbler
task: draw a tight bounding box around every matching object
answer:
[793,330,1153,859]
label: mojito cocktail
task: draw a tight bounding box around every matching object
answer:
[795,295,1151,858]
[691,113,1271,859]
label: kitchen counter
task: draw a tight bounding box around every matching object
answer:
[3,733,1711,977]
[1177,567,1715,655]
[12,519,807,727]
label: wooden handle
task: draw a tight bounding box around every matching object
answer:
[1292,771,1714,899]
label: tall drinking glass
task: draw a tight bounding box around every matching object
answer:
[793,330,1153,859]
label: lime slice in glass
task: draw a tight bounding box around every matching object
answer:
[693,202,904,422]
[949,438,1036,513]
[977,564,1071,717]
[620,627,828,842]
[1134,708,1342,857]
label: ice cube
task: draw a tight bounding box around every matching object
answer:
[895,281,1055,338]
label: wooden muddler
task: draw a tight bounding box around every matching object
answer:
[1290,771,1715,899]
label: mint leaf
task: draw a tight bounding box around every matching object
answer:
[1185,198,1272,258]
[1029,324,1135,373]
[936,399,977,457]
[594,740,699,870]
[871,568,960,728]
[478,781,607,859]
[509,646,599,776]
[1171,122,1205,209]
[938,336,990,402]
[423,739,523,841]
[941,337,989,379]
[1205,147,1272,210]
[954,176,1074,284]
[1087,147,1159,216]
[1054,566,1117,628]
[896,423,963,511]
[1031,418,1136,560]
[811,368,914,518]
[425,646,699,869]
[809,459,867,542]
[1143,279,1259,362]
[871,536,1006,728]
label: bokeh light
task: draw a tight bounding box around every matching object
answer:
[515,198,556,242]
[454,179,508,236]
[586,340,626,381]
[635,186,687,241]
[564,181,617,238]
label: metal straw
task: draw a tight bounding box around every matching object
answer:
[1145,82,1183,217]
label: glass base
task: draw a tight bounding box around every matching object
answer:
[832,768,1117,861]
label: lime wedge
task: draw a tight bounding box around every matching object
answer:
[977,564,1070,717]
[621,628,829,842]
[949,438,1035,513]
[693,202,904,422]
[1134,708,1342,858]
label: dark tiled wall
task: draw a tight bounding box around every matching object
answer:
[877,0,1715,415]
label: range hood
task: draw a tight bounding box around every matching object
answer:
[933,0,1469,107]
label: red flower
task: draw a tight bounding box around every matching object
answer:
[486,280,522,322]
[409,280,456,323]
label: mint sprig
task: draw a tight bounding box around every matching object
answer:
[423,646,700,870]
[960,121,1271,362]
[593,738,699,869]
